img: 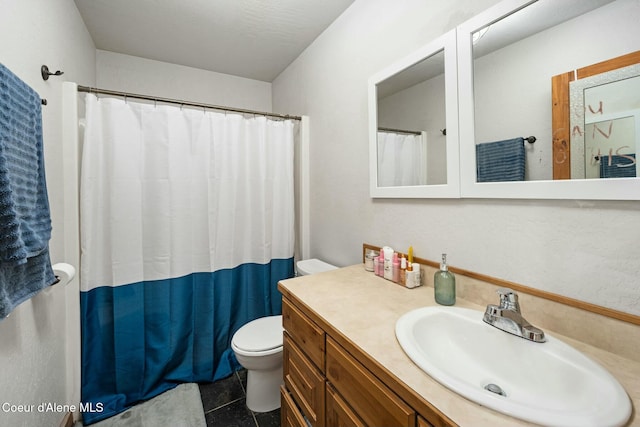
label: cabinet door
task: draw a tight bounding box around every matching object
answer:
[283,297,325,371]
[326,337,416,427]
[326,384,366,427]
[284,333,325,427]
[281,385,307,427]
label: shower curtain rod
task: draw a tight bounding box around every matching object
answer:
[378,127,423,136]
[76,85,302,121]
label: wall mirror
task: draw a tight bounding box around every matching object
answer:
[369,29,460,198]
[457,0,640,199]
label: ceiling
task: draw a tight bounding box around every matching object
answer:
[74,0,355,82]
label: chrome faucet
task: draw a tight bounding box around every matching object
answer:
[483,288,546,343]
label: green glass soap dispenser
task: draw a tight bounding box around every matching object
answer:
[434,253,455,305]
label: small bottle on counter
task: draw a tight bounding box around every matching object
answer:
[383,246,394,280]
[392,253,400,283]
[364,249,377,272]
[399,256,407,285]
[434,253,456,305]
[373,255,384,276]
[409,263,421,288]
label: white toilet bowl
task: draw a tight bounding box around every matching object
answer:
[230,259,337,412]
[231,315,284,412]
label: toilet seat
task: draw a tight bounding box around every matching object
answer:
[231,315,283,356]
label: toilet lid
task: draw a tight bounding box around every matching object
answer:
[296,258,338,275]
[232,315,283,352]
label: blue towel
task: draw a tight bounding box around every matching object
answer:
[599,154,636,178]
[0,63,55,319]
[476,137,525,182]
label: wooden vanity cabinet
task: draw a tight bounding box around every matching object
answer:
[282,297,325,369]
[282,298,326,427]
[281,385,308,427]
[326,383,366,427]
[281,295,450,427]
[283,333,325,427]
[326,337,416,427]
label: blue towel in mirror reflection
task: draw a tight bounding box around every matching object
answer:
[476,137,525,182]
[599,154,636,178]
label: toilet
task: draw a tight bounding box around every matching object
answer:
[295,258,338,276]
[230,258,337,412]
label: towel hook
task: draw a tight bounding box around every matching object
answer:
[41,65,64,81]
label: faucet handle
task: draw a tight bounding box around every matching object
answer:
[496,287,520,312]
[496,287,515,296]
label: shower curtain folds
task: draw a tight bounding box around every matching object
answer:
[79,95,295,424]
[377,131,428,186]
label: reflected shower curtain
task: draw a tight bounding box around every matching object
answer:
[377,131,428,186]
[79,95,295,424]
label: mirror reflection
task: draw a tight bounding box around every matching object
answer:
[565,58,640,179]
[470,0,639,183]
[376,49,446,187]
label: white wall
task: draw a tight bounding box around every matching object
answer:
[0,0,95,426]
[96,50,272,112]
[272,0,640,315]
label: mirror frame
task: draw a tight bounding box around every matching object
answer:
[457,0,640,200]
[368,29,460,198]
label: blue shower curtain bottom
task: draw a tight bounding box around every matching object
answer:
[79,257,294,425]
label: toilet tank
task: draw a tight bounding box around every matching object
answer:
[296,259,338,276]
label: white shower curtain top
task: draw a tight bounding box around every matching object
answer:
[80,95,295,291]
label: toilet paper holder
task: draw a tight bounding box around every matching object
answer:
[52,263,76,287]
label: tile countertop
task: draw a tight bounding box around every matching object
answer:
[278,264,640,427]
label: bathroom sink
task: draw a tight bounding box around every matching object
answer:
[395,306,632,427]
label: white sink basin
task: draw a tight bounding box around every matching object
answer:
[395,306,632,427]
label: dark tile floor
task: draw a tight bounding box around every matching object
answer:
[199,369,281,427]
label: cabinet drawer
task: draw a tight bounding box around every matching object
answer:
[326,383,366,427]
[326,337,416,427]
[281,385,307,427]
[418,415,435,427]
[282,297,325,371]
[284,333,325,427]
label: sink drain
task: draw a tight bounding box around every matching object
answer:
[484,383,506,397]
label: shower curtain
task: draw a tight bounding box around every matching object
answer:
[377,131,428,186]
[79,95,295,424]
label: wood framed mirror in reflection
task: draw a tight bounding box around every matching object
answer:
[552,50,640,180]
